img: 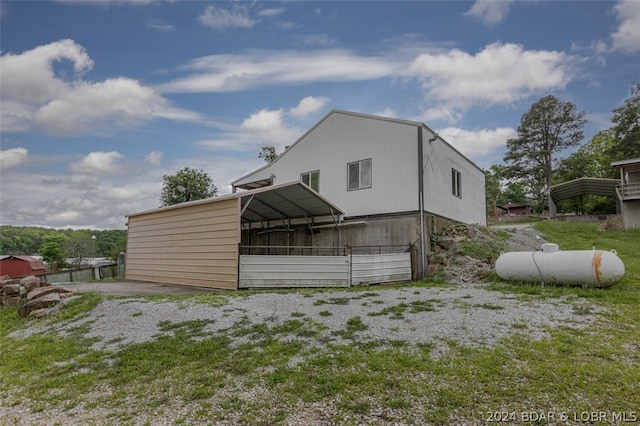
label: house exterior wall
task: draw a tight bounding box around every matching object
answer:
[234,111,486,226]
[421,127,486,225]
[621,200,640,230]
[126,198,240,290]
[235,112,420,218]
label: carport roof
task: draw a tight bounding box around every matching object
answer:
[127,181,343,223]
[548,177,620,203]
[239,181,343,223]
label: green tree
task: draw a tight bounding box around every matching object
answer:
[160,167,217,206]
[258,146,278,163]
[609,83,640,161]
[39,234,68,266]
[504,95,587,193]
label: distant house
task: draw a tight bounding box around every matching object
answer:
[126,110,486,289]
[496,202,533,216]
[612,158,640,230]
[0,255,46,278]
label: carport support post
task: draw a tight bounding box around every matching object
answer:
[549,193,557,218]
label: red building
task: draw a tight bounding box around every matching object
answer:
[0,255,46,278]
[496,202,533,216]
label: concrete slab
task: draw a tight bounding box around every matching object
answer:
[53,280,216,296]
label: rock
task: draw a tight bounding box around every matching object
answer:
[427,264,441,276]
[18,293,60,318]
[466,227,477,238]
[437,237,456,250]
[20,276,41,292]
[26,286,72,301]
[2,284,23,295]
[1,294,21,307]
[28,308,50,318]
[0,275,11,284]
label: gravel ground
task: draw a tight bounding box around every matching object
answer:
[3,226,608,425]
[12,284,602,355]
[3,284,605,425]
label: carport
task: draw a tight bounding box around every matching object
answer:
[126,182,344,290]
[548,177,620,218]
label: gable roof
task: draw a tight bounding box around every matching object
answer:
[232,109,482,187]
[0,255,46,269]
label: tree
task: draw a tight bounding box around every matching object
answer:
[39,234,67,266]
[609,83,640,160]
[557,129,617,181]
[503,95,586,192]
[160,167,217,206]
[258,146,278,163]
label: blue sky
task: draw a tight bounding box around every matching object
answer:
[1,0,639,229]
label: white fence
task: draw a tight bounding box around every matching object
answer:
[238,252,412,289]
[351,253,412,285]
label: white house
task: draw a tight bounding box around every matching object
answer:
[232,110,486,277]
[125,110,487,289]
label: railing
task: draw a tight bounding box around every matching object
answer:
[617,182,640,200]
[239,244,413,256]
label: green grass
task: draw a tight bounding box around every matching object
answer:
[1,220,639,424]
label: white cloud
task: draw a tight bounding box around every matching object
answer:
[69,151,125,175]
[199,4,259,29]
[144,151,163,165]
[241,109,300,150]
[157,48,401,93]
[0,39,205,136]
[438,127,517,157]
[407,42,574,120]
[290,96,329,117]
[158,43,575,124]
[258,7,285,17]
[463,0,512,26]
[0,147,28,170]
[611,0,640,53]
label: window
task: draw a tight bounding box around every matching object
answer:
[348,159,372,190]
[301,170,320,192]
[451,168,462,198]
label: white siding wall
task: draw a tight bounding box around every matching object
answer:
[235,113,420,217]
[421,128,487,225]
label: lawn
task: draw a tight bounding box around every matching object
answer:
[1,221,639,425]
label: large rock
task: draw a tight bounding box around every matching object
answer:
[26,286,72,301]
[18,293,61,318]
[20,276,41,292]
[2,284,23,296]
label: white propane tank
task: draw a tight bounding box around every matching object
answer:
[495,244,625,288]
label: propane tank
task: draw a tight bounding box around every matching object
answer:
[495,244,625,288]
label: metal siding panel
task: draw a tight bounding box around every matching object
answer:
[126,197,239,290]
[351,253,412,285]
[239,255,350,288]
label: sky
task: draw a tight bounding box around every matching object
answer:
[1,0,639,230]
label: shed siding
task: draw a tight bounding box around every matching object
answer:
[126,198,240,289]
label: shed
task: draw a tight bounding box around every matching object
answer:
[126,182,344,290]
[0,255,46,278]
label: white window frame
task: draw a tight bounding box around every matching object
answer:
[452,168,462,198]
[347,158,372,191]
[301,170,320,192]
